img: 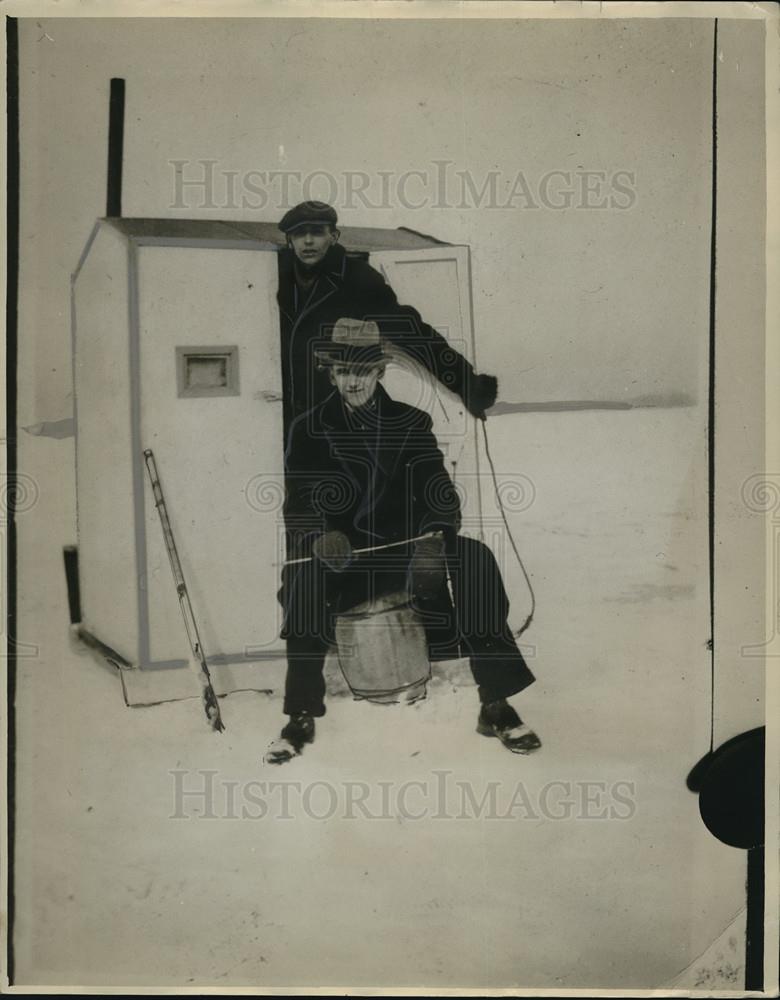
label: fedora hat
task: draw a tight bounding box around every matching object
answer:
[315,318,385,367]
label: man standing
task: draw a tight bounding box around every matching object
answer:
[276,201,499,432]
[265,319,540,765]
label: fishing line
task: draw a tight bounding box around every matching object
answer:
[479,418,536,637]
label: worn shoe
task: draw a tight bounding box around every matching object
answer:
[477,699,541,754]
[264,712,315,765]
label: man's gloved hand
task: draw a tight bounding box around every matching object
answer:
[408,534,446,601]
[464,373,498,420]
[312,531,352,572]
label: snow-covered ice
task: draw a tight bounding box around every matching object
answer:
[11,405,748,989]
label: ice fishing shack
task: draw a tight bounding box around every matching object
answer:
[69,213,505,708]
[64,77,532,711]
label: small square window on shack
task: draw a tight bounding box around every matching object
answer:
[176,345,239,397]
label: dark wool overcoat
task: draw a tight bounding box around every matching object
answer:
[282,383,461,559]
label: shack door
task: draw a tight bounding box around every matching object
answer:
[368,244,534,638]
[368,245,484,538]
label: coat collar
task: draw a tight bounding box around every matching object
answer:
[318,382,406,432]
[277,244,348,326]
[278,243,348,286]
[313,386,412,537]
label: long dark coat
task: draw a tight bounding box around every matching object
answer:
[276,244,493,430]
[279,383,461,655]
[278,385,536,701]
[282,383,461,559]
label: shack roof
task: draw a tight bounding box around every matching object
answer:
[102,217,453,252]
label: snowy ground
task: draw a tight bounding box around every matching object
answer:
[11,406,747,990]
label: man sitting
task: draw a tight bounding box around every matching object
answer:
[266,318,541,765]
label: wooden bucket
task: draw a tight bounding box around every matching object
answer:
[334,590,431,704]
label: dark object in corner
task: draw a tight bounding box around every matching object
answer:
[686,726,765,991]
[686,727,764,849]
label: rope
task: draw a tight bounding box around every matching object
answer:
[479,418,536,636]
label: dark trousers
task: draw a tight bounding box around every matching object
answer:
[280,534,535,717]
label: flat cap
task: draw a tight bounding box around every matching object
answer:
[278,201,338,234]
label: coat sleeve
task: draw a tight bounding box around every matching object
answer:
[408,414,462,538]
[355,261,498,418]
